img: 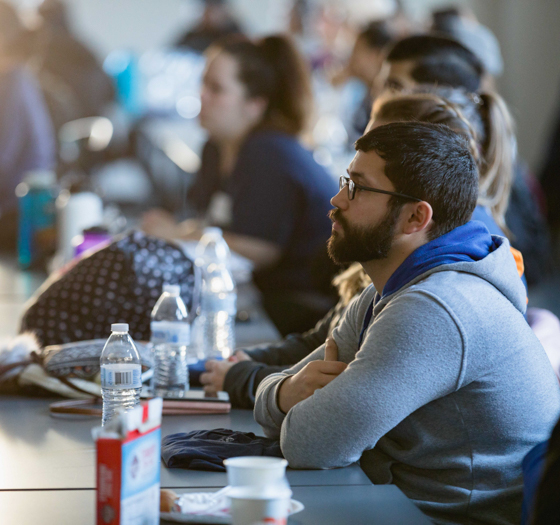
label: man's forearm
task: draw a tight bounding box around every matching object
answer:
[254,372,292,439]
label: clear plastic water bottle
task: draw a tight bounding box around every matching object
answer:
[100,323,142,426]
[198,262,237,360]
[150,284,192,398]
[195,227,231,268]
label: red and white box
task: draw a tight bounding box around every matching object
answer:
[93,398,163,525]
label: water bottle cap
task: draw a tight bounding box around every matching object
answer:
[23,170,57,188]
[163,283,181,295]
[203,227,223,237]
[111,323,129,333]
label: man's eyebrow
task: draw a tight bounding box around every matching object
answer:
[347,169,365,181]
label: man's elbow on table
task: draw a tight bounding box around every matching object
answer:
[280,432,356,470]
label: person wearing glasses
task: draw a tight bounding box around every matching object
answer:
[254,121,560,525]
[201,88,523,408]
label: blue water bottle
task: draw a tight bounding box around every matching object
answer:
[16,171,58,269]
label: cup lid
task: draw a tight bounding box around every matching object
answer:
[224,457,288,469]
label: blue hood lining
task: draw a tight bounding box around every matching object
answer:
[382,220,498,299]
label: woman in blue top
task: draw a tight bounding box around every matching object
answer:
[143,34,338,335]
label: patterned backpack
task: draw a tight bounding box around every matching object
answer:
[20,231,201,345]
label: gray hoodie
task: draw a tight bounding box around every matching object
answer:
[254,236,560,525]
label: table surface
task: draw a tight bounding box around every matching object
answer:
[0,486,432,525]
[0,397,371,490]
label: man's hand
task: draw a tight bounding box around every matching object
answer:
[200,359,236,396]
[278,338,347,414]
[232,350,252,362]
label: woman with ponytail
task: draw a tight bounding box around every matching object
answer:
[143,34,338,336]
[370,87,516,236]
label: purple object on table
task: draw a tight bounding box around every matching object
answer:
[74,229,111,258]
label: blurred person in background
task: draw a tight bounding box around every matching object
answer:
[431,6,503,86]
[175,0,242,54]
[142,34,339,336]
[0,1,56,251]
[539,88,560,237]
[200,87,525,405]
[376,34,552,285]
[330,19,398,139]
[9,0,115,133]
[34,0,114,126]
[372,87,515,238]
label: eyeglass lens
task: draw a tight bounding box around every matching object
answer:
[339,176,354,200]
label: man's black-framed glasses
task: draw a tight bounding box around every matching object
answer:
[339,176,422,202]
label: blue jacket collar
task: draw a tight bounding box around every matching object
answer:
[381,220,497,299]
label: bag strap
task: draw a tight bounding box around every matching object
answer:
[0,359,32,380]
[50,398,102,416]
[49,399,231,416]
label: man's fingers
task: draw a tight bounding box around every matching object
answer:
[324,337,338,361]
[316,371,343,388]
[235,350,252,362]
[199,372,211,385]
[309,360,347,375]
[203,385,217,396]
[205,360,217,371]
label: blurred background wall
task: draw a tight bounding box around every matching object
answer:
[8,0,560,173]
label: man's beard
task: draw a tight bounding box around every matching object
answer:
[327,203,402,264]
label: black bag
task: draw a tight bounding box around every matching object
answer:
[20,231,200,345]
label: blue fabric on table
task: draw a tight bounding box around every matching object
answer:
[162,428,283,472]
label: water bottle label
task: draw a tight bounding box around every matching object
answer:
[101,364,142,389]
[151,321,191,345]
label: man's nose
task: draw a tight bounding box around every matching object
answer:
[331,187,348,210]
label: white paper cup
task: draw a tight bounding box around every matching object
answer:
[229,494,290,525]
[224,456,288,488]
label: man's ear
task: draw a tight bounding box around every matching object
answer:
[401,201,434,235]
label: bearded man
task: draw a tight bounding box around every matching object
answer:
[254,122,560,525]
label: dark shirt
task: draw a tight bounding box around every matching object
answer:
[187,130,339,294]
[505,163,553,285]
[175,21,242,54]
